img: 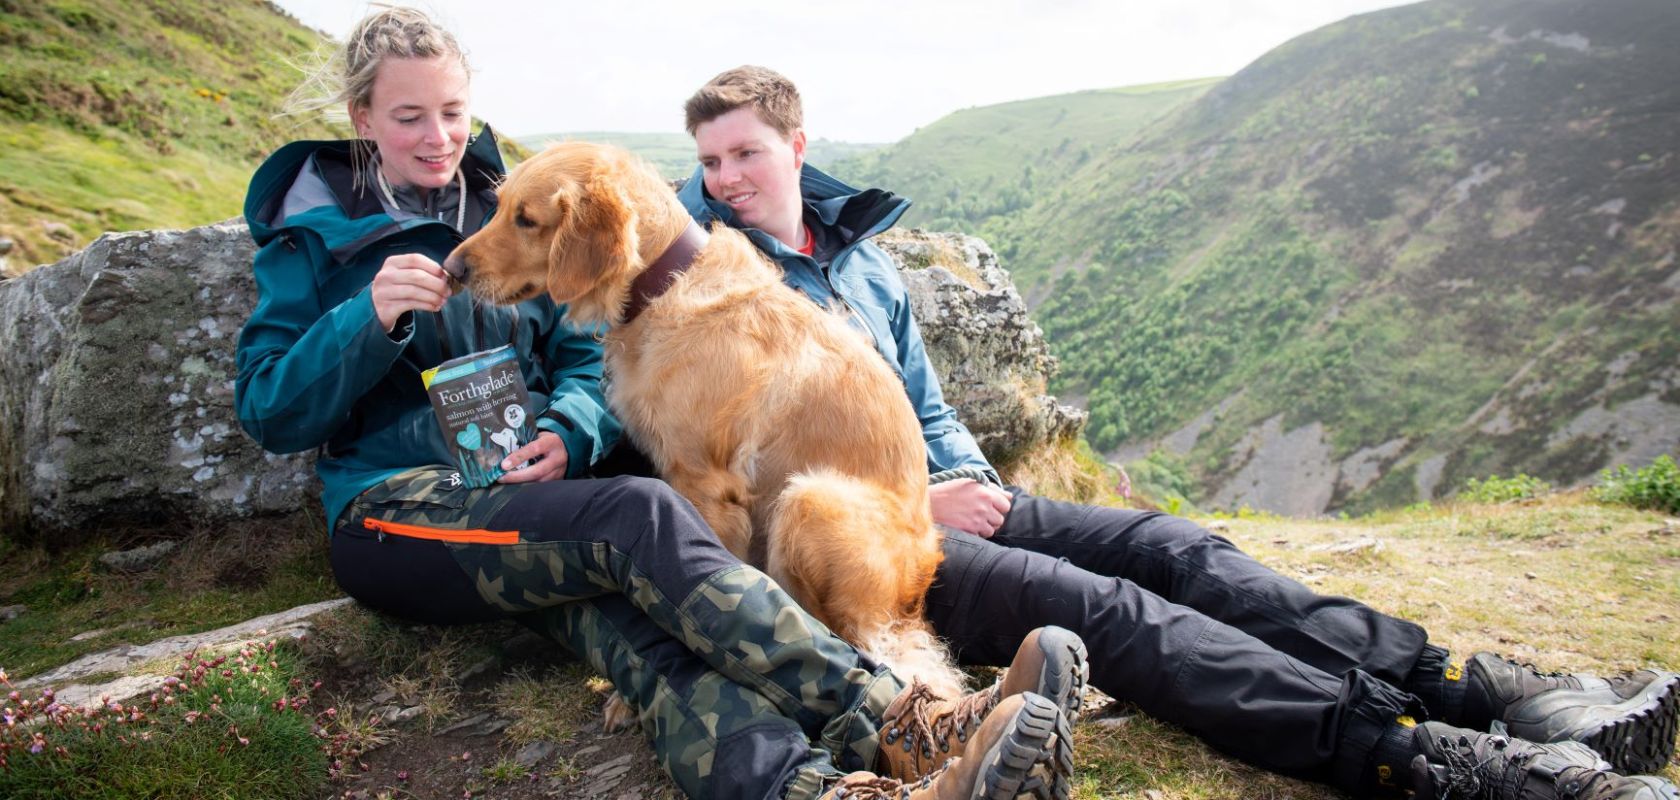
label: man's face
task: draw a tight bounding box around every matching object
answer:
[694,107,807,246]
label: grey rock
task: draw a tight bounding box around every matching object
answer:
[515,740,558,768]
[455,654,500,684]
[437,711,492,735]
[15,597,351,707]
[586,753,634,778]
[879,230,1087,465]
[0,604,25,622]
[18,598,349,689]
[0,237,13,256]
[0,221,317,541]
[97,540,179,573]
[1306,536,1382,555]
[42,221,75,242]
[381,705,424,724]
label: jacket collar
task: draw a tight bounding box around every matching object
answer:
[245,126,507,260]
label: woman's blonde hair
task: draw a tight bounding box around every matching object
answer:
[284,5,470,124]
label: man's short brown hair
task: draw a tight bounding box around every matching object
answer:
[684,65,803,137]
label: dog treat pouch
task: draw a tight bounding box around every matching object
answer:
[421,344,537,487]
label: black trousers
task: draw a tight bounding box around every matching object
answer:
[924,487,1429,788]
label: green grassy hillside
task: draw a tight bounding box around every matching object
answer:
[0,0,347,270]
[0,0,533,275]
[977,0,1680,511]
[832,79,1220,233]
[518,130,881,181]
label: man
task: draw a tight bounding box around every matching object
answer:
[673,64,1680,800]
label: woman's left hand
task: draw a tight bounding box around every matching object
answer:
[497,431,569,483]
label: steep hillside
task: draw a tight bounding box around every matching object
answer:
[833,79,1219,234]
[518,131,881,180]
[991,0,1680,513]
[0,0,349,270]
[0,0,531,276]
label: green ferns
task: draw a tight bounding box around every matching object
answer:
[1458,473,1552,504]
[1594,455,1680,515]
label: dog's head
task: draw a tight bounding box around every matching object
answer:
[449,141,665,326]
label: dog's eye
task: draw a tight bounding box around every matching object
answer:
[514,213,536,230]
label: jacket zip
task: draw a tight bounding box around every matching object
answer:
[362,517,520,545]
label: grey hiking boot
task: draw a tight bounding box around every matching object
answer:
[878,627,1086,797]
[1409,721,1679,800]
[850,693,1071,800]
[1464,653,1680,775]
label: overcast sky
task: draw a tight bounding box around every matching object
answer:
[272,0,1417,144]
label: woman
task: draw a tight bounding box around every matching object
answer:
[233,9,1079,800]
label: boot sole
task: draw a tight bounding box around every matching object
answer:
[974,693,1070,800]
[1622,776,1680,800]
[1032,626,1090,727]
[1571,672,1679,776]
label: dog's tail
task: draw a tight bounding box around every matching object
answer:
[767,469,966,698]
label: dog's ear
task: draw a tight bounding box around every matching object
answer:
[547,164,640,303]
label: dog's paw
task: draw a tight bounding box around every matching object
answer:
[601,692,637,733]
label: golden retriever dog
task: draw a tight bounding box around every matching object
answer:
[446,141,963,701]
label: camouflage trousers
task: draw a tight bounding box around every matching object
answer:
[332,467,904,799]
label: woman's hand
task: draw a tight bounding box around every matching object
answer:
[496,431,570,484]
[371,253,453,333]
[929,478,1013,538]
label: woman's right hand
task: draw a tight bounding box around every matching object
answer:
[371,253,454,333]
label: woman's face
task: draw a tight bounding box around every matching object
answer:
[352,56,471,191]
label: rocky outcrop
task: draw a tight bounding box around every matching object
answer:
[880,230,1087,465]
[0,223,1081,540]
[0,221,317,540]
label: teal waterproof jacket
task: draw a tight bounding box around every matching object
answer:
[236,128,619,529]
[678,164,997,482]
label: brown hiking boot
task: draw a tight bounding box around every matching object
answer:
[837,694,1069,800]
[877,627,1086,789]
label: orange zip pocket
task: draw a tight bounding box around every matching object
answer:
[362,517,520,545]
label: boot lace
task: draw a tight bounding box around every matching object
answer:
[826,771,941,799]
[1436,733,1516,800]
[881,679,999,762]
[1433,733,1607,800]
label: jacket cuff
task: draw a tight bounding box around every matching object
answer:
[536,409,591,479]
[341,287,408,360]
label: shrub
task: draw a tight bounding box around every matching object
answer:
[1593,454,1680,515]
[1458,473,1551,503]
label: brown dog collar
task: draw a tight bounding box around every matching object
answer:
[621,221,708,325]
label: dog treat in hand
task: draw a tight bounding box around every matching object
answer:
[421,344,536,487]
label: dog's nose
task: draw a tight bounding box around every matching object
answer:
[442,251,470,282]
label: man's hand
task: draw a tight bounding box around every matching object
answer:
[371,253,453,333]
[929,478,1012,538]
[496,431,569,484]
